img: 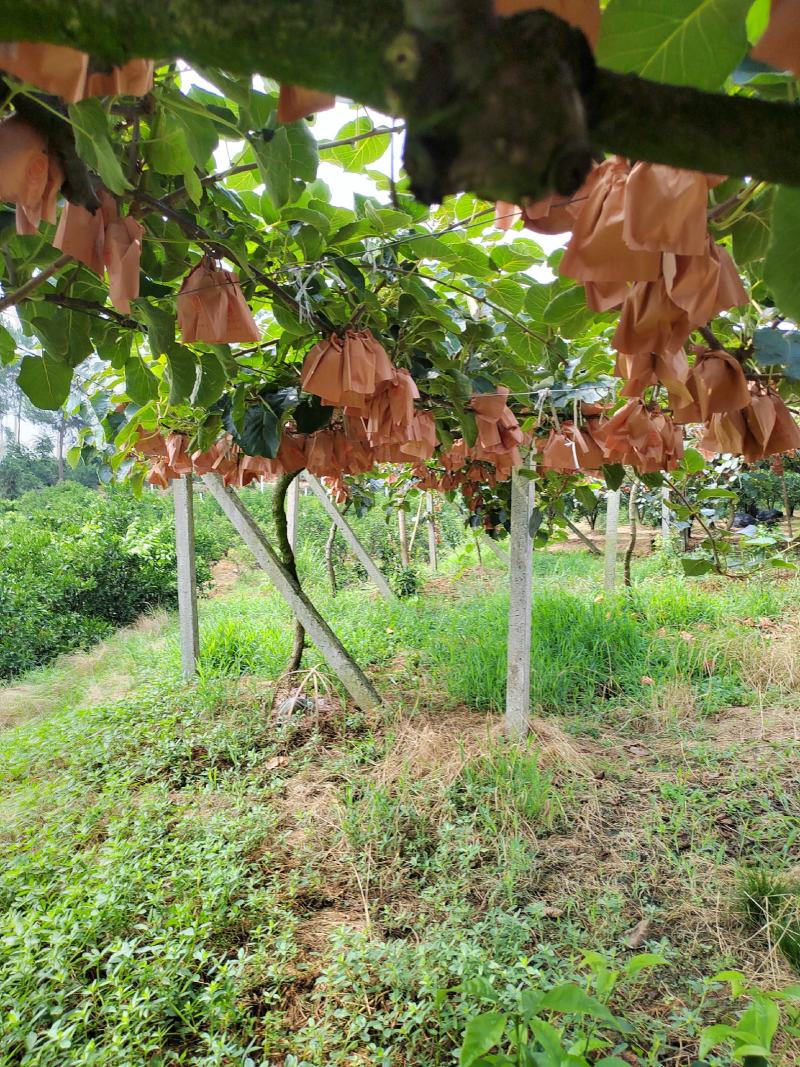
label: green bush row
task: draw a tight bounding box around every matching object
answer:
[0,483,236,679]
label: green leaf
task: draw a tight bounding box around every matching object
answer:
[753,327,800,380]
[543,286,595,338]
[66,444,83,469]
[624,953,668,977]
[603,464,626,491]
[325,118,390,171]
[598,0,752,91]
[765,186,800,320]
[0,322,16,365]
[193,351,227,407]
[173,106,219,169]
[285,121,320,182]
[538,983,621,1027]
[505,322,544,363]
[294,394,333,434]
[237,401,280,458]
[184,167,202,206]
[135,301,177,356]
[145,111,195,175]
[459,410,479,448]
[731,196,773,264]
[486,279,526,315]
[529,507,544,536]
[574,485,599,511]
[255,127,293,208]
[682,557,715,576]
[491,240,543,272]
[683,447,706,473]
[747,0,771,42]
[17,354,72,409]
[125,356,159,404]
[459,1012,507,1067]
[165,345,198,405]
[364,201,412,234]
[68,99,131,194]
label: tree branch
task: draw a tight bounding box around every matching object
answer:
[0,254,74,312]
[3,3,800,200]
[273,470,306,674]
[589,70,800,190]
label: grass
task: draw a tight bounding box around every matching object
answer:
[1,543,800,1064]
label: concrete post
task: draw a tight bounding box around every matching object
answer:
[426,491,438,571]
[303,475,397,602]
[482,532,510,564]
[604,488,621,594]
[661,484,671,544]
[286,474,300,550]
[173,474,199,679]
[202,474,380,709]
[398,507,410,568]
[505,461,534,740]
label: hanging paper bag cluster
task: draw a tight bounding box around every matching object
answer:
[54,189,143,313]
[177,257,260,344]
[0,41,154,103]
[0,115,63,236]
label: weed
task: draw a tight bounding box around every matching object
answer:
[741,868,800,972]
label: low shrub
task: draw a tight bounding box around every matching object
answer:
[0,484,233,678]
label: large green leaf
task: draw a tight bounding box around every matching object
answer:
[0,323,16,365]
[125,356,159,404]
[165,345,198,405]
[193,351,228,407]
[237,401,281,457]
[764,186,800,320]
[598,0,752,91]
[458,1012,507,1067]
[753,327,800,380]
[68,99,131,194]
[325,118,390,172]
[144,111,195,175]
[255,127,293,208]
[17,355,72,410]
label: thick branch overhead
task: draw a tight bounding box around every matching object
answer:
[2,0,800,199]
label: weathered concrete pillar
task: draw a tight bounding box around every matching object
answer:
[426,491,438,571]
[505,461,534,739]
[305,474,396,601]
[173,474,199,679]
[604,488,621,594]
[661,484,671,544]
[482,532,510,564]
[398,507,410,568]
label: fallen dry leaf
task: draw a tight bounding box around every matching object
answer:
[623,918,652,949]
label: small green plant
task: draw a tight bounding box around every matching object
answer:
[393,565,420,598]
[199,619,269,677]
[451,971,652,1067]
[740,867,800,971]
[699,970,800,1066]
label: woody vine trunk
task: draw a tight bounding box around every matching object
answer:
[273,470,305,674]
[2,1,800,200]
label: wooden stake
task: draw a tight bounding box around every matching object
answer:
[173,474,199,679]
[305,474,397,601]
[505,461,534,739]
[202,474,381,709]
